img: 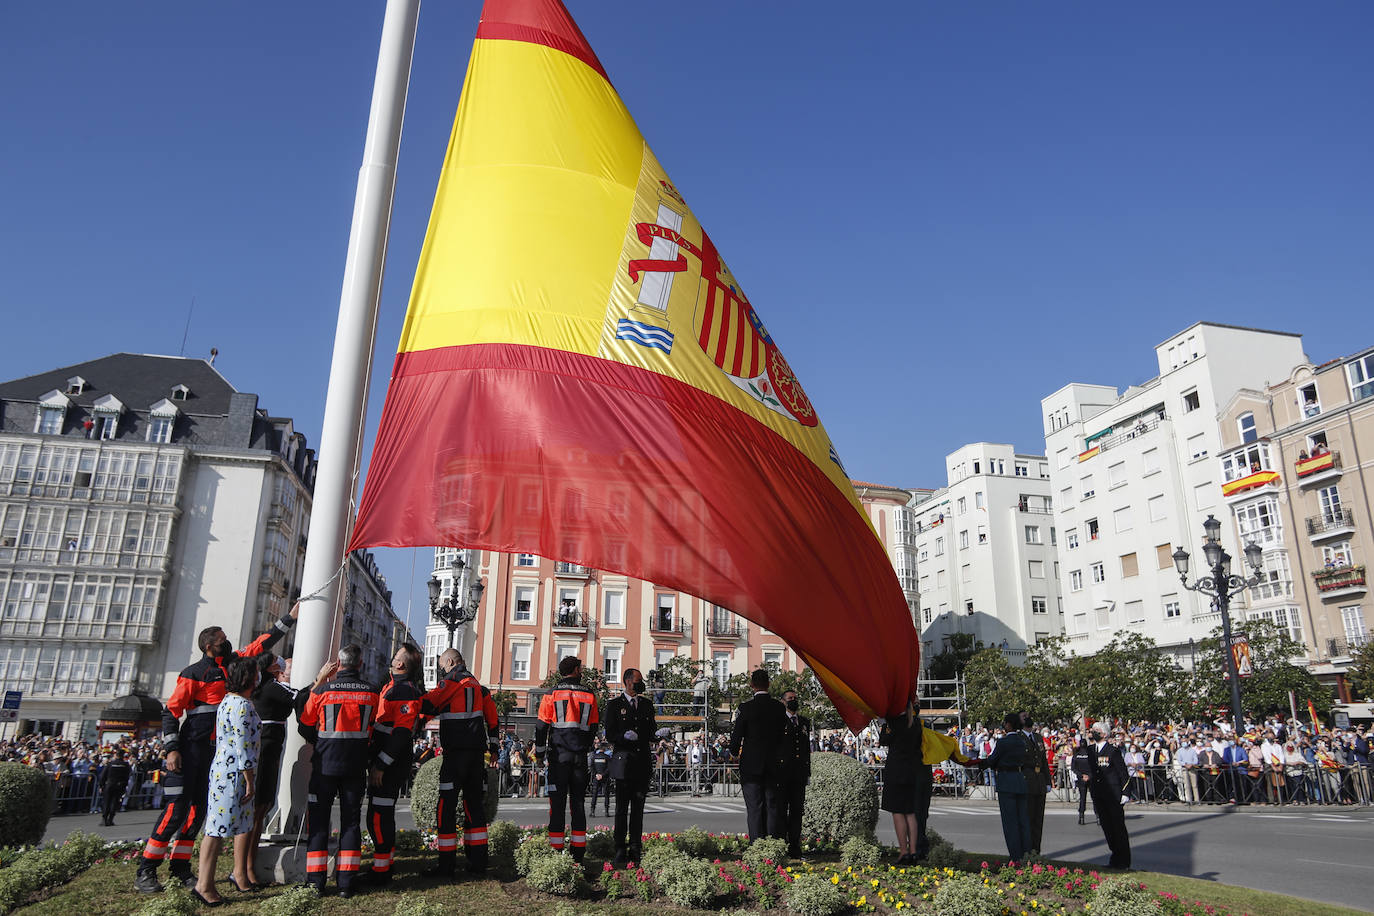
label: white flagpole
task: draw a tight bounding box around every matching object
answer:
[268,0,421,855]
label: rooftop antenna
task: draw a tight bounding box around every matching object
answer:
[208,347,218,366]
[179,296,196,356]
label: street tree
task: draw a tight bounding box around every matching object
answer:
[962,648,1022,727]
[1076,632,1189,723]
[1191,619,1330,719]
[1347,640,1374,703]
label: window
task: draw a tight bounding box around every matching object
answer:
[1039,463,1049,479]
[934,537,944,556]
[1299,383,1321,418]
[1236,498,1282,546]
[1250,605,1304,643]
[1164,597,1181,619]
[1015,462,1028,477]
[1025,525,1042,544]
[1322,541,1353,568]
[1238,412,1257,444]
[977,525,987,544]
[1156,543,1174,570]
[957,497,967,515]
[603,590,624,626]
[1148,494,1167,522]
[170,385,189,401]
[1060,486,1073,508]
[975,491,984,509]
[1108,462,1126,488]
[147,416,173,444]
[1125,600,1144,623]
[1307,430,1328,453]
[922,607,932,624]
[1070,569,1083,591]
[1032,596,1047,614]
[510,643,531,680]
[1091,562,1105,584]
[1050,527,1057,546]
[1114,506,1133,533]
[1194,482,1215,510]
[1120,552,1139,577]
[656,594,676,631]
[918,574,930,592]
[1187,434,1208,461]
[1183,390,1201,413]
[1221,443,1272,482]
[603,645,622,680]
[1086,518,1099,540]
[1081,475,1096,500]
[1066,529,1079,550]
[555,642,578,663]
[1057,448,1070,469]
[936,569,947,588]
[1348,354,1374,401]
[1142,448,1161,474]
[556,588,579,624]
[1096,604,1110,629]
[1318,486,1343,521]
[713,651,731,686]
[95,414,117,440]
[1250,551,1293,600]
[1029,560,1045,578]
[36,407,64,435]
[1342,606,1367,647]
[972,461,981,474]
[513,586,534,622]
[961,563,972,584]
[516,553,537,567]
[959,529,969,550]
[763,649,783,668]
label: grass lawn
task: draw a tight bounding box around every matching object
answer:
[9,842,1367,915]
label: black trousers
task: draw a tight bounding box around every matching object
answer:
[1089,784,1130,868]
[139,745,211,875]
[778,775,807,854]
[436,750,489,870]
[547,755,589,861]
[913,765,933,858]
[1027,787,1046,853]
[307,771,365,891]
[366,765,407,874]
[589,772,613,812]
[614,769,650,856]
[101,789,123,824]
[741,778,783,841]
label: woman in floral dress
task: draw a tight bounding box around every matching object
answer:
[194,657,261,905]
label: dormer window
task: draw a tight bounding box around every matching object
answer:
[171,384,190,401]
[34,390,71,435]
[66,376,87,395]
[147,398,179,444]
[92,394,125,441]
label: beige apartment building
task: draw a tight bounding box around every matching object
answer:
[1217,345,1374,700]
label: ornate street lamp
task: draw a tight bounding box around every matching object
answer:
[1172,514,1265,737]
[427,556,486,648]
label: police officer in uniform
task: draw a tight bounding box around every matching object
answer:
[603,667,657,867]
[1071,731,1095,825]
[299,645,380,898]
[975,712,1033,862]
[419,648,498,876]
[365,643,424,884]
[135,603,298,893]
[99,748,132,826]
[249,651,297,885]
[1086,725,1131,868]
[588,739,613,816]
[1020,712,1049,855]
[778,689,811,858]
[536,656,599,862]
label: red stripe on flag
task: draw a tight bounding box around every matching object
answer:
[350,344,918,727]
[476,0,609,83]
[731,297,747,377]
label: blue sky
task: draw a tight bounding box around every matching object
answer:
[4,2,1372,633]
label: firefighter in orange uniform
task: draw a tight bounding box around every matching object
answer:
[134,602,298,894]
[298,645,379,898]
[418,647,499,876]
[364,643,424,885]
[536,655,599,862]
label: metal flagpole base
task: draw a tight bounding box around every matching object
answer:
[254,841,312,884]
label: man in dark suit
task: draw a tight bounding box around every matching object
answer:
[975,713,1032,862]
[1019,712,1049,855]
[1086,725,1131,868]
[1071,732,1095,825]
[603,667,657,867]
[729,668,787,841]
[778,688,811,857]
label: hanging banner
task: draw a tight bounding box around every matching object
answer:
[1230,632,1253,678]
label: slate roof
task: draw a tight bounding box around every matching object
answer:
[0,353,238,415]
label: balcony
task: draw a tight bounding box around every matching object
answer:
[551,609,589,631]
[706,618,745,639]
[555,561,591,577]
[1306,509,1356,542]
[1087,414,1166,457]
[1322,633,1369,660]
[649,615,686,636]
[1221,468,1281,500]
[1295,450,1342,487]
[1312,564,1367,598]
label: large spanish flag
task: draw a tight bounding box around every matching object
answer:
[349,0,918,728]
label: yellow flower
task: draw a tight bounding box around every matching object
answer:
[831,874,840,885]
[871,879,880,887]
[857,896,866,906]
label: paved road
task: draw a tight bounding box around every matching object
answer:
[47,796,1373,911]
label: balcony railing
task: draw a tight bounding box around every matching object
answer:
[1312,564,1367,593]
[1221,468,1281,498]
[555,562,590,576]
[1295,450,1341,480]
[1323,633,1370,659]
[1015,502,1055,515]
[649,616,686,635]
[1307,509,1356,538]
[1089,414,1166,456]
[706,618,745,638]
[551,609,589,630]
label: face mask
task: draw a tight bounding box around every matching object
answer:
[786,699,800,712]
[631,679,646,695]
[216,639,233,658]
[436,665,453,682]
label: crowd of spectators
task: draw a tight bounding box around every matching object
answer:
[0,733,170,813]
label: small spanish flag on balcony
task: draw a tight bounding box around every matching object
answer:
[1077,446,1100,463]
[1295,452,1335,478]
[1221,470,1281,497]
[348,0,919,729]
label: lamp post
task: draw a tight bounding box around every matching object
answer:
[427,555,486,648]
[1172,514,1265,738]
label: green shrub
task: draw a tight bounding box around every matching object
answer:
[0,764,53,847]
[656,855,717,908]
[638,839,685,873]
[515,834,559,876]
[672,825,718,860]
[1089,877,1157,916]
[741,836,790,871]
[719,910,761,916]
[260,884,324,916]
[932,873,1002,916]
[393,893,449,916]
[486,821,523,867]
[132,885,199,916]
[393,830,426,855]
[525,850,586,896]
[783,873,848,916]
[840,835,884,868]
[584,828,616,860]
[0,831,111,914]
[409,758,501,834]
[923,839,963,868]
[801,752,878,843]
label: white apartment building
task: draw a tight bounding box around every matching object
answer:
[910,443,1062,655]
[341,548,414,685]
[1042,323,1308,659]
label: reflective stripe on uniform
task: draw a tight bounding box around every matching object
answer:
[187,706,217,715]
[306,851,328,872]
[162,785,183,797]
[374,723,394,733]
[261,719,287,726]
[337,851,361,871]
[436,834,458,851]
[552,721,589,729]
[438,781,455,791]
[464,828,488,844]
[438,710,484,720]
[317,729,370,739]
[378,751,395,766]
[370,796,396,807]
